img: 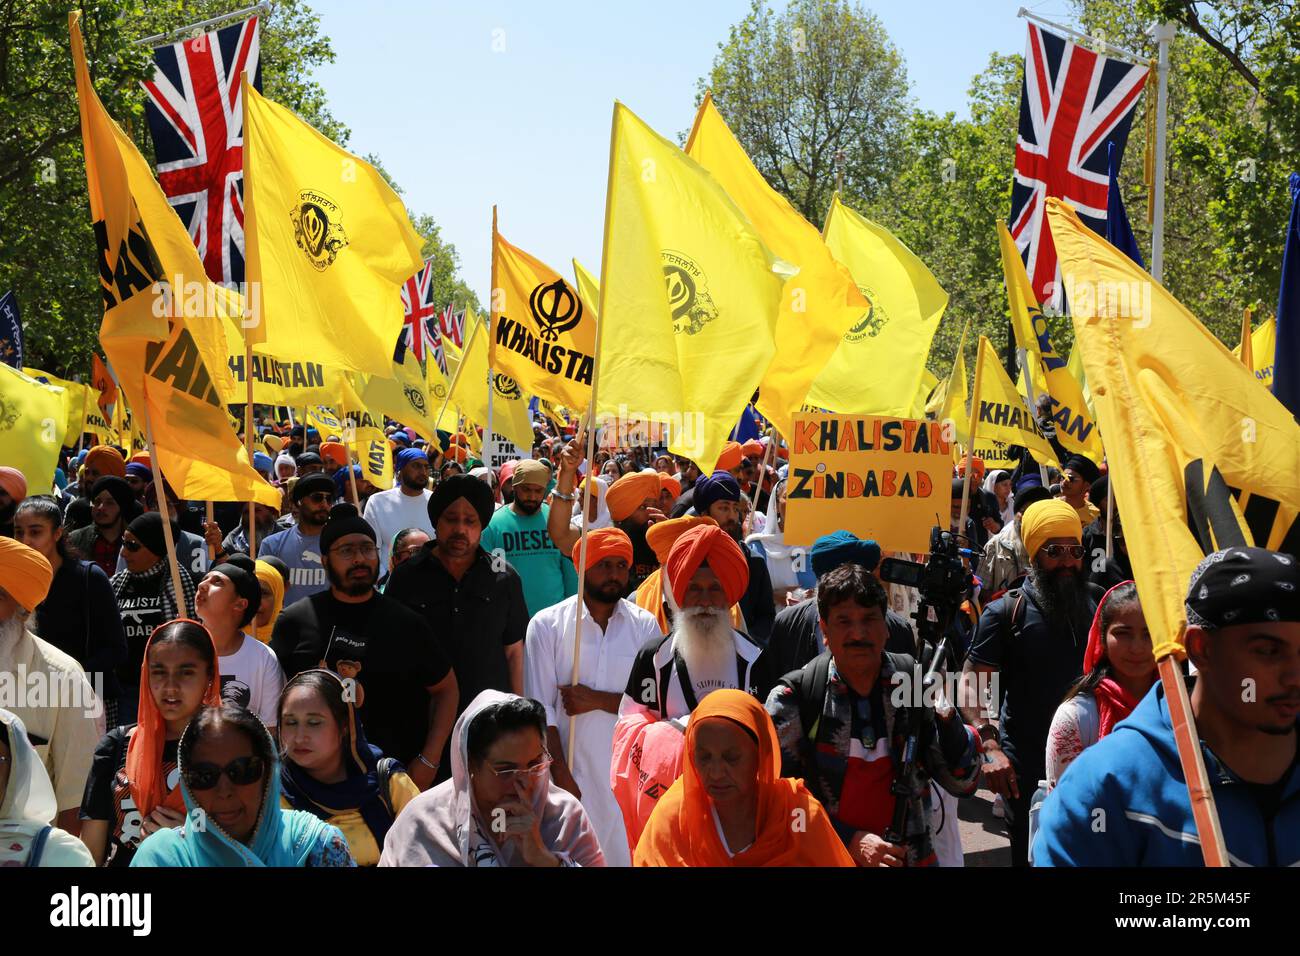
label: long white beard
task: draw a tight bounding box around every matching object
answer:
[0,612,29,651]
[672,606,735,679]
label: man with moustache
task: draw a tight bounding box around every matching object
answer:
[482,459,576,617]
[959,498,1100,866]
[385,474,528,760]
[258,473,336,607]
[524,526,661,866]
[271,504,459,792]
[610,523,774,852]
[1035,546,1300,866]
[693,470,775,646]
[363,447,434,568]
[766,564,982,866]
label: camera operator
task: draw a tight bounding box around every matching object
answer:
[765,564,982,866]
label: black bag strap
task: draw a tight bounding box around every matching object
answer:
[998,588,1028,648]
[25,826,52,867]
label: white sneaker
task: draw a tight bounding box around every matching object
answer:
[991,794,1006,819]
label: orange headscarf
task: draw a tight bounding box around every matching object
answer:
[125,619,223,818]
[658,473,681,500]
[319,441,348,470]
[633,690,853,867]
[571,527,633,572]
[645,515,716,564]
[605,472,660,522]
[85,445,126,478]
[664,523,749,608]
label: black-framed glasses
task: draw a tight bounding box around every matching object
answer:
[1042,544,1086,560]
[184,755,266,791]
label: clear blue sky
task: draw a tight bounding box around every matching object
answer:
[309,1,1083,301]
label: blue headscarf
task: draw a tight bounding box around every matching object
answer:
[333,464,362,501]
[278,671,397,847]
[252,451,274,473]
[693,470,741,513]
[53,467,67,491]
[130,710,346,868]
[810,530,881,579]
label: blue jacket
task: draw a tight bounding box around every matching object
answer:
[1034,681,1300,866]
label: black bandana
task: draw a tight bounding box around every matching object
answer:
[1185,547,1300,629]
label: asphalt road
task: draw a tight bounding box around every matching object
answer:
[959,786,1013,866]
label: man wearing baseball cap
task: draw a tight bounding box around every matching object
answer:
[362,447,433,567]
[480,459,576,618]
[1036,546,1300,866]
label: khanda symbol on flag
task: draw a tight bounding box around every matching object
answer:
[662,252,719,335]
[290,190,349,271]
[529,279,583,342]
[493,373,523,401]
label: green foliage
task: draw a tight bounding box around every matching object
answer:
[696,0,911,223]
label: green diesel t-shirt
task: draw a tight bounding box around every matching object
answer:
[480,504,577,617]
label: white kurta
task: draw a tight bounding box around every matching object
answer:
[525,595,661,867]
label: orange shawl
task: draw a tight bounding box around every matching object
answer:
[125,619,223,818]
[634,690,853,867]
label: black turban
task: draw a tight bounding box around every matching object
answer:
[428,474,494,529]
[1185,547,1300,630]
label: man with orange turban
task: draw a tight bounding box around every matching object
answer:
[635,516,744,635]
[522,526,662,867]
[79,445,126,494]
[0,536,101,832]
[549,453,665,597]
[611,523,774,853]
[0,465,26,537]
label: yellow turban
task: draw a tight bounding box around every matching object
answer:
[1020,499,1083,560]
[252,560,285,642]
[0,536,53,613]
[606,472,661,522]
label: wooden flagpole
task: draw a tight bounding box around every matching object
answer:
[1016,346,1051,486]
[1159,656,1229,865]
[958,346,986,536]
[338,397,361,507]
[141,409,190,619]
[243,334,257,557]
[205,501,217,561]
[567,404,599,766]
[744,424,777,529]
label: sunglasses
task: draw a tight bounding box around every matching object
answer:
[1042,544,1086,560]
[122,539,143,552]
[301,491,333,504]
[183,755,266,791]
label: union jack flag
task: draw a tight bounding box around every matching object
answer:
[141,16,262,287]
[1009,23,1149,307]
[399,259,442,363]
[439,303,465,349]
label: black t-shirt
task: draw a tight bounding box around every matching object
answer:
[270,590,452,763]
[80,725,179,867]
[114,573,167,689]
[966,581,1096,782]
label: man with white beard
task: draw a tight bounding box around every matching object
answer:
[610,523,775,854]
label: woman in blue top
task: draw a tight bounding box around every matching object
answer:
[131,702,354,867]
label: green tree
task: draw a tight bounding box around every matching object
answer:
[0,0,347,377]
[695,0,911,224]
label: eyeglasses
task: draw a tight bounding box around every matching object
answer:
[1042,544,1086,560]
[394,546,423,562]
[332,543,378,561]
[480,751,553,783]
[122,539,143,552]
[183,755,266,791]
[301,491,333,504]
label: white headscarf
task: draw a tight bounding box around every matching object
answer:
[0,707,57,827]
[983,470,1014,525]
[570,475,611,532]
[745,477,803,589]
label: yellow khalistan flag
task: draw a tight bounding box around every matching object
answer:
[242,77,424,377]
[491,211,595,410]
[573,259,600,315]
[597,101,784,472]
[808,195,946,416]
[23,368,89,445]
[910,369,940,419]
[1051,198,1300,659]
[0,365,67,487]
[684,95,867,437]
[930,319,971,446]
[972,335,1059,467]
[70,14,277,507]
[999,221,1104,462]
[439,310,534,450]
[358,341,450,441]
[1232,315,1276,392]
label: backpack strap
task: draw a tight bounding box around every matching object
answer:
[25,826,53,867]
[999,588,1028,648]
[788,652,833,806]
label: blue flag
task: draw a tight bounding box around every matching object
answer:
[0,291,21,369]
[1105,142,1145,268]
[730,404,761,443]
[1273,172,1300,419]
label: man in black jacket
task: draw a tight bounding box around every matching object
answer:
[759,530,915,700]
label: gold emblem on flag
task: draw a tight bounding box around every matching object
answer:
[492,373,522,401]
[403,384,427,416]
[661,250,718,336]
[290,190,349,271]
[843,285,887,342]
